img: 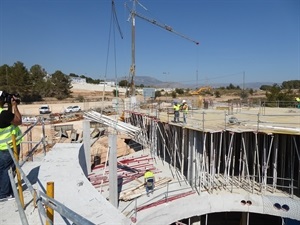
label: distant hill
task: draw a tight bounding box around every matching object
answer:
[109,76,274,90]
[204,82,274,90]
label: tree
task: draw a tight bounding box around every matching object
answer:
[260,85,271,91]
[227,83,236,90]
[50,70,72,99]
[215,90,221,98]
[175,88,184,95]
[155,90,161,98]
[119,80,128,87]
[28,64,47,101]
[240,90,248,99]
[282,80,300,89]
[69,73,78,77]
[249,88,254,95]
[265,84,294,107]
[171,91,176,98]
[9,62,32,100]
[0,64,10,90]
[112,89,119,97]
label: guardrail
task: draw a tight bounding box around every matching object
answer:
[5,118,95,225]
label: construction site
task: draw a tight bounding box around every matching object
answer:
[2,91,298,225]
[1,0,299,223]
[85,97,300,225]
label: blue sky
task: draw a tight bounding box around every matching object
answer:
[0,0,299,86]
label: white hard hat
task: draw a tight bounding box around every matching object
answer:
[182,100,186,103]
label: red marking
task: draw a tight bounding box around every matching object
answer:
[136,191,195,212]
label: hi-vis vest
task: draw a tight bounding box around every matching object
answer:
[173,104,180,111]
[0,108,22,150]
[144,171,154,186]
[182,104,188,114]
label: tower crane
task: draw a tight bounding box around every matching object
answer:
[126,0,199,97]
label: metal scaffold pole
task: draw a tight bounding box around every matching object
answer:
[109,133,118,208]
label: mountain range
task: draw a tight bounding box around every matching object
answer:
[113,76,273,90]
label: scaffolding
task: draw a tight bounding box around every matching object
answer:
[124,110,300,198]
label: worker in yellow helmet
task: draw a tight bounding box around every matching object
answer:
[144,168,155,197]
[295,97,300,109]
[181,100,188,124]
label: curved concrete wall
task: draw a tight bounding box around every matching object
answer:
[136,192,300,225]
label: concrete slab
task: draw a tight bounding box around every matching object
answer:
[37,143,130,225]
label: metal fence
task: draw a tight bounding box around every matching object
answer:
[6,117,95,225]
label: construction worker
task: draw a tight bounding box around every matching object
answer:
[0,91,22,200]
[173,102,180,123]
[295,97,300,109]
[144,168,155,197]
[181,100,188,124]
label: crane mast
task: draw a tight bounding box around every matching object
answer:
[129,0,137,96]
[127,0,199,97]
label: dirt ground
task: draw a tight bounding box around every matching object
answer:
[18,84,268,163]
[18,84,132,163]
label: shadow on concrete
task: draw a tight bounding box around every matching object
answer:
[22,166,40,191]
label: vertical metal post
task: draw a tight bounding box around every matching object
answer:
[130,0,136,96]
[256,113,260,132]
[83,120,91,175]
[163,130,166,162]
[12,134,24,208]
[290,141,294,198]
[247,212,249,225]
[263,135,267,192]
[109,134,118,208]
[231,155,235,193]
[8,169,29,225]
[272,136,278,193]
[292,136,300,196]
[202,112,205,132]
[181,128,186,176]
[254,133,261,184]
[174,134,177,171]
[217,132,223,176]
[46,182,54,225]
[210,133,214,192]
[224,111,227,131]
[193,131,198,190]
[134,197,138,220]
[225,133,234,181]
[165,182,169,201]
[238,143,243,186]
[187,130,193,185]
[242,136,251,186]
[26,125,33,161]
[41,119,46,156]
[252,150,256,194]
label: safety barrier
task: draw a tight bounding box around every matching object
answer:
[5,117,95,225]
